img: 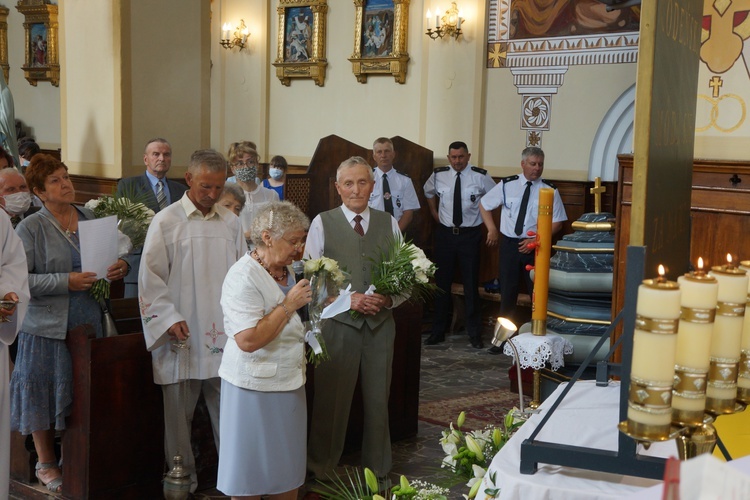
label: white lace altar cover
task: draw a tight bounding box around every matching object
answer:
[502,332,573,371]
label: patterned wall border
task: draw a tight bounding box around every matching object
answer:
[486,0,639,69]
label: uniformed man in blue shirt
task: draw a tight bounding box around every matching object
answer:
[423,141,496,348]
[480,147,567,353]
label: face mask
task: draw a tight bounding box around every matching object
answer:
[269,167,284,180]
[2,191,31,215]
[21,159,30,167]
[234,165,257,183]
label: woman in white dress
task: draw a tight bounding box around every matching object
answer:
[217,201,312,500]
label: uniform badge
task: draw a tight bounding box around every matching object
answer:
[384,192,392,200]
[470,194,476,202]
[396,197,401,208]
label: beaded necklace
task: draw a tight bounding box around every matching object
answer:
[251,249,288,283]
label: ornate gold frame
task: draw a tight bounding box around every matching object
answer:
[349,0,409,84]
[272,0,328,87]
[0,7,9,84]
[16,0,59,87]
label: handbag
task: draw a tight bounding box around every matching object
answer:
[99,299,119,338]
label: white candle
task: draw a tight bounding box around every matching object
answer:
[222,22,231,41]
[436,8,441,28]
[737,261,750,399]
[426,10,432,30]
[675,267,717,370]
[457,15,462,30]
[706,259,747,410]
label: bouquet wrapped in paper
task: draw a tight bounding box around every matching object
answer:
[303,257,352,366]
[83,194,155,301]
[352,236,438,318]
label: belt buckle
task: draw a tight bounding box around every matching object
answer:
[452,227,460,235]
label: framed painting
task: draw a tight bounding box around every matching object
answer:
[0,7,8,84]
[15,0,59,87]
[273,0,328,87]
[349,0,410,84]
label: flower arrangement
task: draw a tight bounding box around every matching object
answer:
[84,194,155,301]
[368,236,438,301]
[311,466,448,500]
[303,256,349,366]
[440,411,525,499]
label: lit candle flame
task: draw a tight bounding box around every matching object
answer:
[658,264,665,277]
[697,257,704,270]
[727,253,733,265]
[426,9,432,18]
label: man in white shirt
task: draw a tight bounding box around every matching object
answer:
[368,137,420,232]
[306,156,403,482]
[138,149,245,493]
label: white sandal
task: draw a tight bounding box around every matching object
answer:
[35,461,63,493]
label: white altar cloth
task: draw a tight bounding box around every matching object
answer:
[503,331,573,371]
[477,380,676,500]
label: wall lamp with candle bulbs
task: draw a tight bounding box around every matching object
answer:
[220,19,250,50]
[425,2,464,40]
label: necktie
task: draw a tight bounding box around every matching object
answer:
[156,180,167,211]
[382,173,394,216]
[514,181,532,236]
[353,214,364,236]
[452,172,463,228]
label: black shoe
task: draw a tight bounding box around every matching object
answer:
[487,345,503,354]
[470,339,484,349]
[424,335,445,345]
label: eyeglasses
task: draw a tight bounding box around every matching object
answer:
[281,236,305,250]
[232,159,257,167]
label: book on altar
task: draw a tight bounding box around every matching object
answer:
[677,453,750,499]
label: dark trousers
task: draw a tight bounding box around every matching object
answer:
[431,225,482,340]
[499,236,535,325]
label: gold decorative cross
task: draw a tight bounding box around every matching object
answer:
[709,75,723,97]
[590,177,606,214]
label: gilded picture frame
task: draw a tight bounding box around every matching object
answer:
[0,7,9,84]
[272,0,328,87]
[15,0,59,87]
[349,0,409,84]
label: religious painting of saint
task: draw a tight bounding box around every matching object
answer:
[284,6,314,62]
[509,0,639,39]
[30,24,47,68]
[362,0,394,58]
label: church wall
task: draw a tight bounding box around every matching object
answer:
[6,1,61,150]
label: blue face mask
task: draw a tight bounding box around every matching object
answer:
[269,167,284,180]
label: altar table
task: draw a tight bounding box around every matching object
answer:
[478,380,675,500]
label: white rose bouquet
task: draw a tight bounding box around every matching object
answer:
[303,256,349,366]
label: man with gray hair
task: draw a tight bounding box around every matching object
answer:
[117,138,188,297]
[0,168,35,228]
[138,149,245,493]
[306,156,404,483]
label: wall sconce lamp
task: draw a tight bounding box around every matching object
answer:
[220,19,249,50]
[425,2,463,40]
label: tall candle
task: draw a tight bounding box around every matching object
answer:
[531,188,553,336]
[673,259,718,426]
[426,10,432,30]
[738,261,750,402]
[706,258,747,413]
[627,267,681,439]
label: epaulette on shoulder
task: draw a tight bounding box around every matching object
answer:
[394,169,410,178]
[542,179,557,189]
[502,174,519,183]
[471,166,488,175]
[433,166,450,173]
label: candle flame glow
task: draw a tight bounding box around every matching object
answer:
[727,254,733,265]
[426,9,432,17]
[658,264,665,277]
[697,257,704,270]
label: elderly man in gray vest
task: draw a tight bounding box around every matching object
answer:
[305,156,404,484]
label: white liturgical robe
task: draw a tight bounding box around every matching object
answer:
[138,194,244,385]
[0,211,29,500]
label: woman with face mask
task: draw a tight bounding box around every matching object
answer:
[262,155,287,201]
[226,142,279,249]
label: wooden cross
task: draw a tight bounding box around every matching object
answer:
[590,177,605,214]
[709,76,723,98]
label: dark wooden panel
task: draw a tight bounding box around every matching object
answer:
[613,154,750,363]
